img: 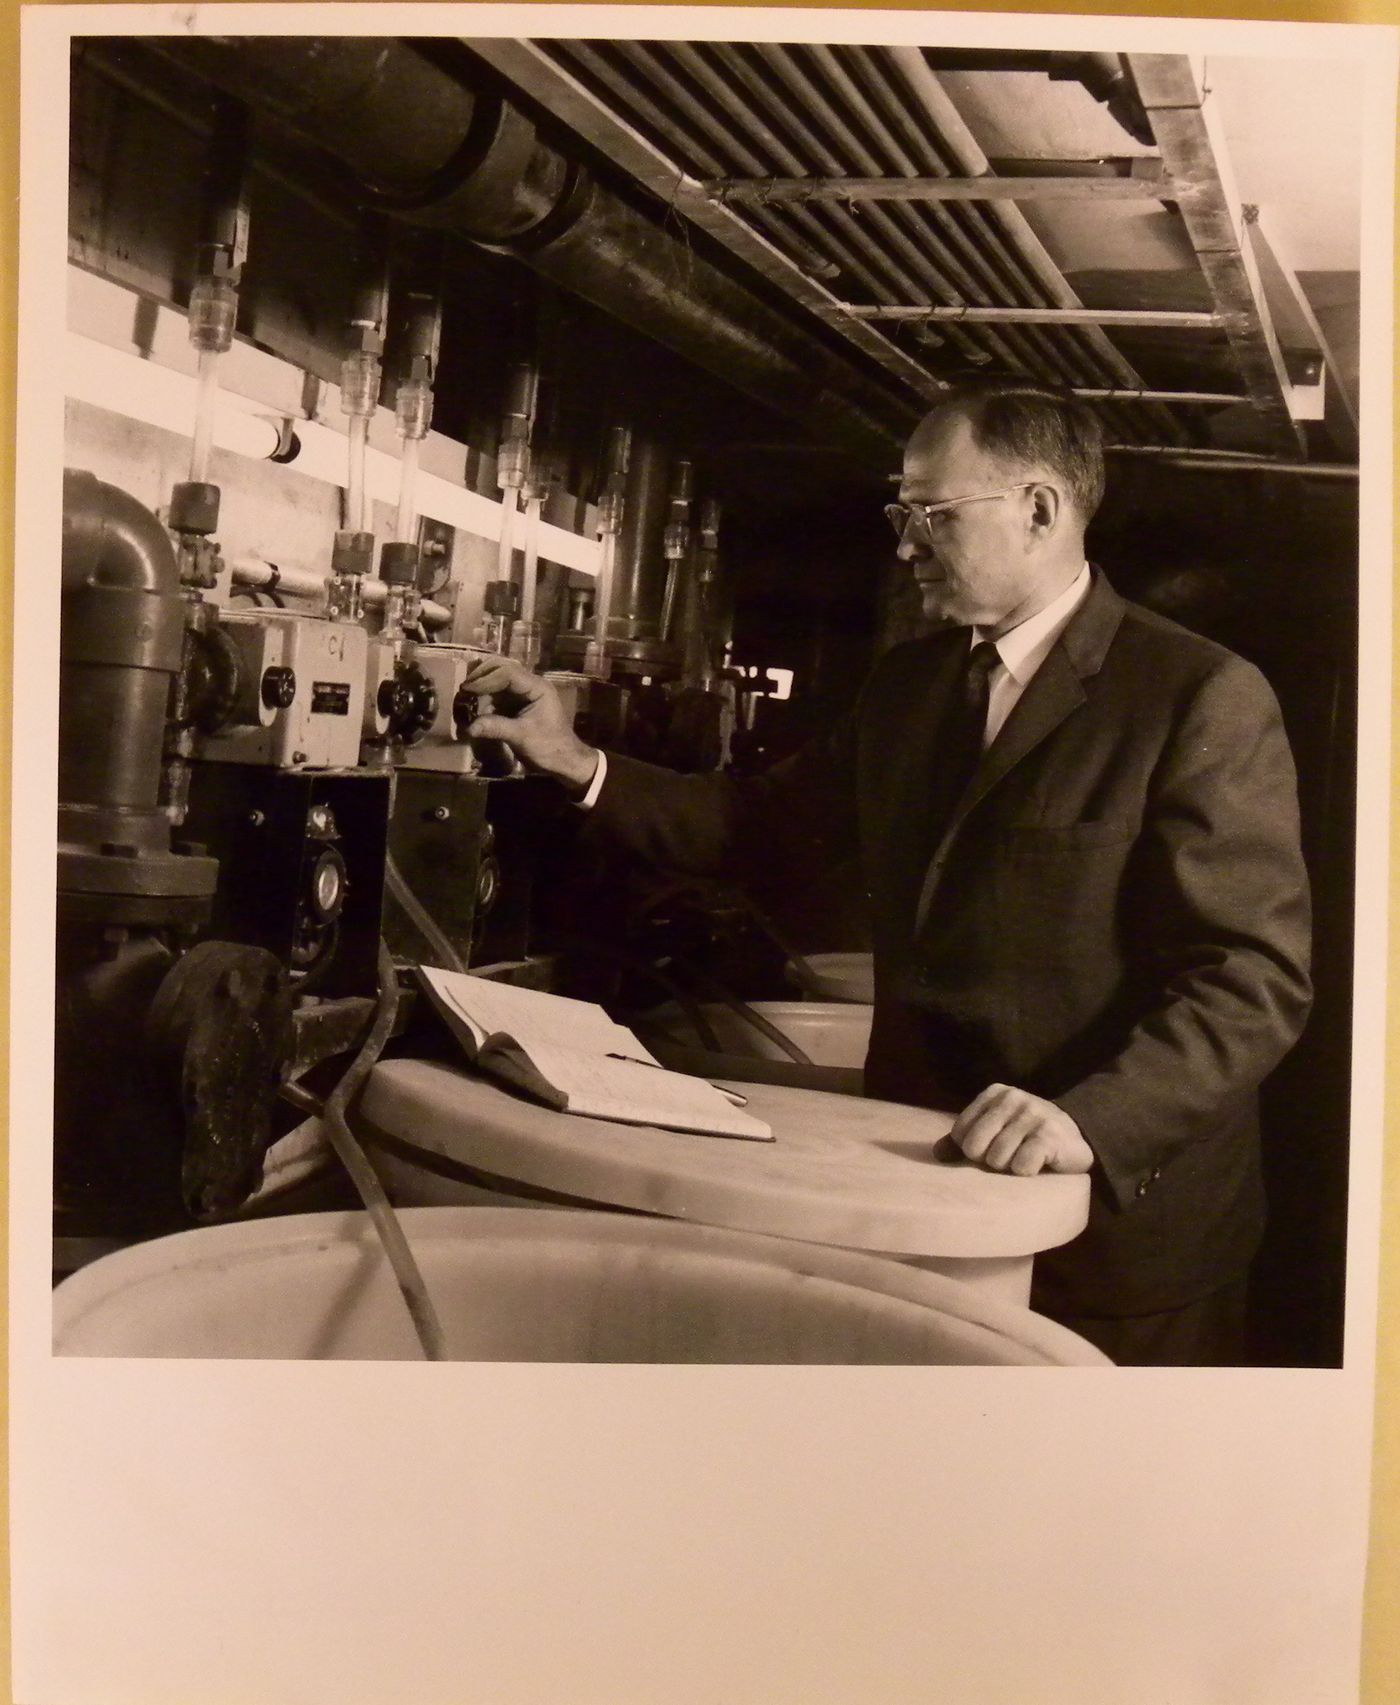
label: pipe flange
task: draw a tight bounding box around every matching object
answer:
[58,842,221,899]
[367,94,544,242]
[55,889,216,932]
[502,159,595,257]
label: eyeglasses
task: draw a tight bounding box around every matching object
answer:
[884,483,1032,541]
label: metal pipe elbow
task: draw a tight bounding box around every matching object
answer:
[62,468,179,596]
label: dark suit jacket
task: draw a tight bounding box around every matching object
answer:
[588,570,1313,1318]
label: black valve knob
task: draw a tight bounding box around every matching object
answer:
[402,668,439,742]
[378,674,412,723]
[381,662,438,743]
[260,665,296,710]
[452,684,481,738]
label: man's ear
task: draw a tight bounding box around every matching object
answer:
[1027,481,1062,539]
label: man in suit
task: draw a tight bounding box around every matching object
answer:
[464,382,1313,1366]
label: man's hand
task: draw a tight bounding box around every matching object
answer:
[947,1084,1094,1176]
[460,655,600,796]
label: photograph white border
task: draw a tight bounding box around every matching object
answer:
[10,8,1397,1701]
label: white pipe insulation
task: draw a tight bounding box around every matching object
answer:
[227,557,453,629]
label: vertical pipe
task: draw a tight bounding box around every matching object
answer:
[188,348,221,486]
[588,534,617,680]
[347,414,369,535]
[520,496,542,628]
[395,436,420,543]
[497,485,519,585]
[608,436,672,644]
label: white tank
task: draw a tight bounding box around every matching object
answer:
[53,1207,1109,1366]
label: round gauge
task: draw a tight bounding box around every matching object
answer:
[307,845,349,923]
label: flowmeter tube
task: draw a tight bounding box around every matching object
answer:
[584,424,631,679]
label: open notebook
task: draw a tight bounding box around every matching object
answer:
[416,966,774,1142]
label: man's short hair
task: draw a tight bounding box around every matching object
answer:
[937,381,1106,522]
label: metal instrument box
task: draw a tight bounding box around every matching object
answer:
[198,611,367,769]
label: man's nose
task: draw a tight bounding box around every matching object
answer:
[896,523,928,562]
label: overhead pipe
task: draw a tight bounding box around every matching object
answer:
[638,40,993,372]
[752,42,1107,397]
[144,36,909,466]
[882,47,1184,445]
[1105,447,1358,478]
[637,36,1079,398]
[917,51,1156,147]
[567,39,890,317]
[809,41,1157,422]
[832,45,1161,436]
[663,36,1154,436]
[564,39,962,367]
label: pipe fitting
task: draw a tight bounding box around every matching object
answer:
[62,467,180,596]
[59,471,216,915]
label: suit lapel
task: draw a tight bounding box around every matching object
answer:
[883,637,966,820]
[912,569,1126,932]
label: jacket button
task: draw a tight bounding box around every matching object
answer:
[1135,1176,1152,1199]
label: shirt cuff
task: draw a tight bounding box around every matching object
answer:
[574,748,607,810]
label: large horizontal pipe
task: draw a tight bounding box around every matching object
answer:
[228,558,453,628]
[848,305,1221,329]
[701,174,1173,203]
[143,37,909,466]
[882,46,1181,445]
[1105,446,1358,478]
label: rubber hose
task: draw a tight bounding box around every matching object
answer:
[319,938,447,1361]
[384,850,469,976]
[673,959,816,1068]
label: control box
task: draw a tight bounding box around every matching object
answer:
[394,641,515,776]
[197,611,367,769]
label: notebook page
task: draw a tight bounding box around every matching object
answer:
[418,967,657,1063]
[518,1037,773,1142]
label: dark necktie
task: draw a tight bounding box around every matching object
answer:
[925,638,1000,852]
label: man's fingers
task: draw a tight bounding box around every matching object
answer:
[948,1084,1089,1177]
[949,1083,1011,1160]
[465,713,518,742]
[982,1108,1038,1171]
[1008,1133,1055,1176]
[461,656,534,696]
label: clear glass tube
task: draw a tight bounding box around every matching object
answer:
[496,486,518,585]
[188,346,221,485]
[519,495,541,628]
[585,533,616,679]
[382,582,420,640]
[347,414,369,535]
[395,434,420,544]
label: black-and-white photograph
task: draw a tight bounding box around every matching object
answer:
[8,4,1397,1697]
[46,20,1371,1370]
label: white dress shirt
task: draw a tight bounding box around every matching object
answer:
[578,563,1092,804]
[973,562,1091,747]
[577,746,609,809]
